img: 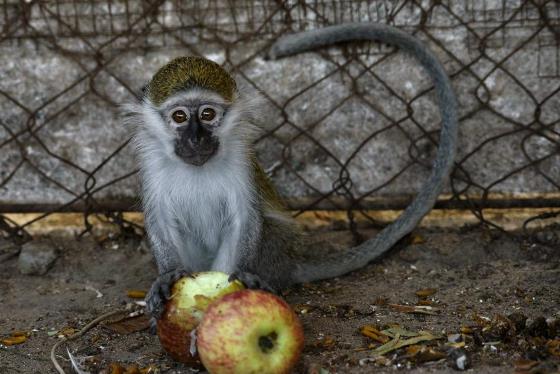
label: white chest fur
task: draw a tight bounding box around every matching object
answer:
[142,153,252,270]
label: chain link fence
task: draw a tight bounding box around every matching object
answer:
[0,0,559,242]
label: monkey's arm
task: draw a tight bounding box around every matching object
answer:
[144,211,186,319]
[223,159,302,292]
[269,23,458,283]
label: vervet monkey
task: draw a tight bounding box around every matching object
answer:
[125,23,458,320]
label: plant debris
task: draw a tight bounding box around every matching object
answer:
[406,345,446,363]
[388,303,440,315]
[103,315,150,335]
[415,288,437,298]
[2,229,560,373]
[312,336,337,350]
[371,329,442,356]
[359,325,390,344]
[102,362,159,374]
[1,333,27,346]
[126,290,147,299]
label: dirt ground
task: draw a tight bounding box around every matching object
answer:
[1,224,559,373]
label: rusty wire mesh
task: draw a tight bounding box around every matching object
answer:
[0,0,559,243]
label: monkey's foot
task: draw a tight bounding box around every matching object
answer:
[145,268,188,323]
[229,271,278,294]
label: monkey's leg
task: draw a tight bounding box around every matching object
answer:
[228,215,299,293]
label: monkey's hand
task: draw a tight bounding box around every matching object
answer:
[229,271,278,295]
[145,268,188,332]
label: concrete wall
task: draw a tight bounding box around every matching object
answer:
[0,0,558,210]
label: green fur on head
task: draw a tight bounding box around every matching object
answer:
[147,56,236,105]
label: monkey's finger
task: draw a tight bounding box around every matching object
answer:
[160,280,172,300]
[145,292,164,319]
[229,271,279,295]
[171,268,188,282]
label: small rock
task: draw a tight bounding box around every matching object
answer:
[353,304,376,316]
[0,238,19,251]
[508,312,528,333]
[17,240,58,275]
[535,230,558,245]
[526,316,549,338]
[482,314,515,342]
[448,333,463,343]
[448,348,470,370]
[0,238,20,263]
[398,246,424,262]
[517,338,529,351]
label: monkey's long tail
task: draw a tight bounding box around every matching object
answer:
[269,22,458,284]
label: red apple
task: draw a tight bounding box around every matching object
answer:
[156,272,244,364]
[197,289,304,374]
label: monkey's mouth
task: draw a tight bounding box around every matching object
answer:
[174,138,219,166]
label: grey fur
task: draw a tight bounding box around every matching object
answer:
[131,22,458,318]
[269,23,458,283]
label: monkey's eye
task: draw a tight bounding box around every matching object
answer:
[171,110,188,124]
[198,105,221,125]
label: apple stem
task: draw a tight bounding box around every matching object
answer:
[258,332,278,353]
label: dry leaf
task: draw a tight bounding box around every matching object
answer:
[127,290,147,299]
[10,330,28,337]
[410,234,425,244]
[417,299,435,306]
[472,313,491,327]
[415,288,437,298]
[58,327,78,337]
[389,304,440,315]
[109,363,125,374]
[406,345,446,362]
[547,339,560,357]
[1,335,27,346]
[460,326,473,334]
[373,297,388,306]
[382,327,421,338]
[125,364,140,374]
[140,365,158,374]
[360,325,390,343]
[314,336,336,349]
[446,340,466,349]
[514,359,539,372]
[372,331,442,356]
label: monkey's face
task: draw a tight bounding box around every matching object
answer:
[160,92,229,166]
[130,86,259,169]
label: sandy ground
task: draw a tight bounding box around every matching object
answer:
[0,225,559,373]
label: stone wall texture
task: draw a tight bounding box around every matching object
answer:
[0,1,559,211]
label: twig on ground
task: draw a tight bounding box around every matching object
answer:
[50,309,124,374]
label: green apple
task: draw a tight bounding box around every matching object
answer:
[197,289,304,374]
[156,271,244,364]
